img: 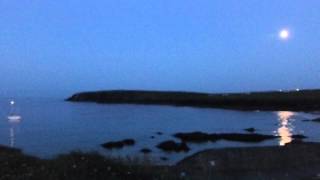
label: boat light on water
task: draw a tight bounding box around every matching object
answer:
[8,115,22,123]
[7,100,22,123]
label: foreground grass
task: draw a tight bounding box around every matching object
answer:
[2,142,320,180]
[0,146,178,180]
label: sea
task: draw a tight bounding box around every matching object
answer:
[0,97,319,164]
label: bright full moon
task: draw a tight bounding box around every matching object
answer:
[279,29,290,40]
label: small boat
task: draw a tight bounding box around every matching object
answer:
[7,100,22,123]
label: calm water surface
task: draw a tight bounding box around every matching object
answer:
[0,97,319,164]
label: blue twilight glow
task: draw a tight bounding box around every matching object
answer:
[0,0,320,97]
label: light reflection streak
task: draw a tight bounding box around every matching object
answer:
[276,111,295,146]
[10,127,15,147]
[8,118,21,147]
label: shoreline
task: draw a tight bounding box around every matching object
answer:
[67,89,320,111]
[176,141,320,179]
[1,142,320,179]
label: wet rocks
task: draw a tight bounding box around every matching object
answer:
[244,127,256,133]
[140,148,152,154]
[101,139,135,149]
[312,118,320,122]
[291,134,307,139]
[160,157,168,161]
[174,132,217,143]
[157,140,190,152]
[302,118,320,123]
[101,141,124,149]
[287,139,304,145]
[218,133,277,142]
[122,139,135,146]
[174,131,278,143]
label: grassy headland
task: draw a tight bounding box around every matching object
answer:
[67,89,320,111]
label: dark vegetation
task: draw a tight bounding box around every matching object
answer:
[101,139,135,149]
[0,145,177,180]
[67,89,320,111]
[2,142,320,179]
[176,142,320,180]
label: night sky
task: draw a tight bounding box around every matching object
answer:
[1,0,320,97]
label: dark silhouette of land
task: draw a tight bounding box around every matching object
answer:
[67,89,320,111]
[176,141,320,180]
[1,142,320,179]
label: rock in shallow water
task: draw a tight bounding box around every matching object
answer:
[291,134,307,139]
[140,148,152,154]
[122,139,135,145]
[244,127,256,133]
[157,140,190,152]
[302,117,320,123]
[174,131,278,143]
[160,157,168,161]
[101,139,135,149]
[174,132,214,143]
[218,133,278,142]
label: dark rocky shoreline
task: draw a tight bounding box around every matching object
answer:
[100,131,292,153]
[176,141,320,179]
[66,89,320,111]
[1,142,320,179]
